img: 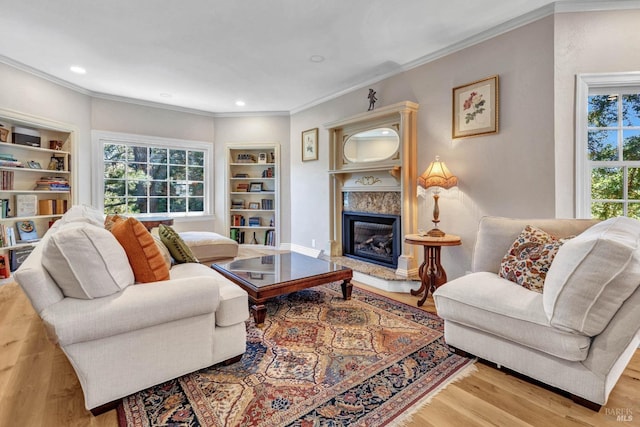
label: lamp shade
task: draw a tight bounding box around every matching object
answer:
[418,156,458,189]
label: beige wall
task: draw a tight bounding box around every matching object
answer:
[212,115,291,241]
[291,16,556,279]
[554,9,640,218]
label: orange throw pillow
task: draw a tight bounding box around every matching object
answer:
[110,217,170,283]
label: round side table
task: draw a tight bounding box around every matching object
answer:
[405,233,462,306]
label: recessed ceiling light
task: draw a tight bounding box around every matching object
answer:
[235,100,246,107]
[310,55,325,63]
[159,93,172,98]
[69,65,86,74]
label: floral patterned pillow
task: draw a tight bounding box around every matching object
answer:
[499,225,569,293]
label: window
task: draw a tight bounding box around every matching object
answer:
[576,73,640,219]
[92,132,212,216]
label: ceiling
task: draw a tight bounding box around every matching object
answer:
[0,0,617,114]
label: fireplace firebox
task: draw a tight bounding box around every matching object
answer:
[342,212,401,268]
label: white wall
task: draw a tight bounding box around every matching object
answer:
[213,115,291,241]
[291,16,556,280]
[554,9,640,218]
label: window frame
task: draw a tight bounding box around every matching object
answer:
[92,131,214,219]
[575,72,640,218]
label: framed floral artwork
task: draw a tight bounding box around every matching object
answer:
[301,128,318,161]
[452,75,499,139]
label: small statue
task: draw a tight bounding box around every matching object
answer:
[367,89,377,111]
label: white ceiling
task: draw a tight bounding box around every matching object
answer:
[0,0,624,114]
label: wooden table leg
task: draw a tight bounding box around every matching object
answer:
[412,245,448,307]
[341,280,353,300]
[410,248,428,303]
[252,304,266,327]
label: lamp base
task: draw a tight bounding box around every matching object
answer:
[425,228,445,237]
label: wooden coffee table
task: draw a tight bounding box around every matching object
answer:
[212,252,353,325]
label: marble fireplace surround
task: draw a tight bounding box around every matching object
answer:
[326,101,419,281]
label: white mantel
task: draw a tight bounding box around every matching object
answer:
[325,101,419,277]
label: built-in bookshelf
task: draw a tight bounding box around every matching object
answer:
[0,109,75,281]
[226,143,279,246]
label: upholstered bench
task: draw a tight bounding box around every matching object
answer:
[179,231,239,262]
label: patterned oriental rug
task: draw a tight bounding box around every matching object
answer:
[118,283,475,426]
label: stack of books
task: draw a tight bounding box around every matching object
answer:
[34,176,70,191]
[248,217,261,227]
[0,153,24,168]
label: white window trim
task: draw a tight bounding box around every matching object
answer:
[91,130,214,219]
[575,72,640,218]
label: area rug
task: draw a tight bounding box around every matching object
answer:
[118,283,475,426]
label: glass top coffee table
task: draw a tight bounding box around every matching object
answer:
[212,252,353,325]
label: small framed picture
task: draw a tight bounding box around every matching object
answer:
[258,152,267,164]
[453,75,499,139]
[249,272,263,280]
[249,182,263,192]
[27,161,42,169]
[302,128,318,161]
[248,202,260,209]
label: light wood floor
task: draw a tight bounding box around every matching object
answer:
[1,281,638,427]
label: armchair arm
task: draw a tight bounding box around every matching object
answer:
[41,277,220,346]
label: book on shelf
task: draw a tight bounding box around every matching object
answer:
[248,217,261,227]
[38,199,68,215]
[9,245,35,272]
[231,198,245,209]
[0,199,11,218]
[15,220,38,242]
[0,224,17,247]
[235,153,256,163]
[236,183,249,192]
[231,214,245,226]
[1,170,14,190]
[15,194,38,217]
[0,254,9,279]
[0,158,24,168]
[260,199,273,210]
[229,228,245,243]
[264,229,276,246]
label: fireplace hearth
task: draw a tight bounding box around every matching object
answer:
[342,212,401,269]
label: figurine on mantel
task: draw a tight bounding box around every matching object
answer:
[367,89,377,111]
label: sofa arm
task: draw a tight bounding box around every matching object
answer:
[41,277,220,346]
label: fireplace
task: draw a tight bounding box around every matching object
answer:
[342,211,401,269]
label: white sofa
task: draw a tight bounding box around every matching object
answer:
[433,216,640,410]
[15,206,249,414]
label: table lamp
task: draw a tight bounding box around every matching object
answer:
[417,156,458,237]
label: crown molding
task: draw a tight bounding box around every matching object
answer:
[4,1,640,117]
[292,0,640,115]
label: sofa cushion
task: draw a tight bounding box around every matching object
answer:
[179,231,239,261]
[104,213,124,231]
[152,234,173,269]
[111,217,170,283]
[159,224,198,263]
[433,272,592,361]
[543,216,640,336]
[499,225,567,293]
[57,204,105,228]
[40,278,220,346]
[170,262,249,327]
[41,222,134,299]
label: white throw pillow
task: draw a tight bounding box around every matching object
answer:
[543,216,640,336]
[42,222,134,299]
